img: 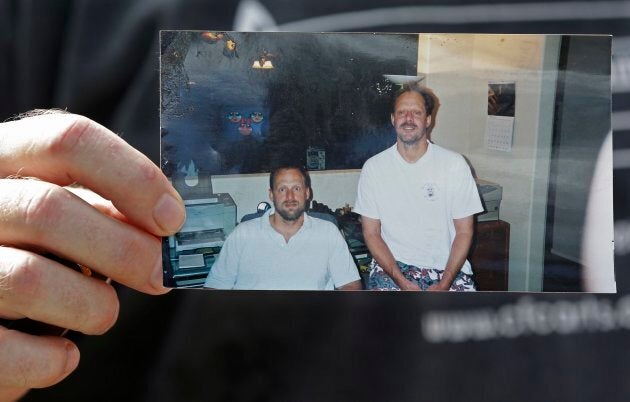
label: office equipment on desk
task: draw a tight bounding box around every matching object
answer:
[476,179,503,222]
[171,194,236,252]
[171,252,218,287]
[337,212,372,288]
[178,253,205,269]
[165,193,236,287]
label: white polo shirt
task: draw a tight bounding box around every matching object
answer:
[204,210,360,290]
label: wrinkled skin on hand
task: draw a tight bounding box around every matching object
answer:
[0,112,185,400]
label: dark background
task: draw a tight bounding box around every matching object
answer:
[2,1,629,401]
[161,32,417,174]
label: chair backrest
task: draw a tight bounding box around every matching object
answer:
[240,211,338,227]
[240,211,264,223]
[308,212,338,227]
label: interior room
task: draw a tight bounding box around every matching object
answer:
[161,32,613,292]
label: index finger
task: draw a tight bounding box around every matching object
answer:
[0,113,185,236]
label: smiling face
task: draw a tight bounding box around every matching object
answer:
[391,91,432,146]
[269,168,310,222]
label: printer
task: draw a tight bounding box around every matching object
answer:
[475,179,503,221]
[169,193,236,252]
[164,193,236,287]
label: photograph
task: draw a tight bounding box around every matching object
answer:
[488,82,516,117]
[160,31,614,293]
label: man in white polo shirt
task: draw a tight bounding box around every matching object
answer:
[354,82,483,291]
[204,165,362,290]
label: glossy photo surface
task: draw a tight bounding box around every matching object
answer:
[160,32,614,292]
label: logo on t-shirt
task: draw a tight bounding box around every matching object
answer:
[422,183,439,201]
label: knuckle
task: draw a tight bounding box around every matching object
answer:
[20,185,68,233]
[114,236,143,269]
[89,284,119,335]
[139,158,158,181]
[113,234,153,271]
[107,234,161,294]
[2,254,43,313]
[47,114,92,156]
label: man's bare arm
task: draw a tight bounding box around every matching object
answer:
[361,216,420,291]
[428,216,475,291]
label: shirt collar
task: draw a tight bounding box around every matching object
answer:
[261,208,312,232]
[393,139,432,165]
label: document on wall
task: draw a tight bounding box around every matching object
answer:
[485,115,514,152]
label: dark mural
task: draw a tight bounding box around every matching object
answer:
[161,31,418,175]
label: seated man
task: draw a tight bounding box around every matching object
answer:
[355,83,483,291]
[204,165,362,290]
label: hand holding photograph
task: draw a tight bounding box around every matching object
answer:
[160,31,614,293]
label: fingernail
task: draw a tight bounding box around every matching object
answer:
[153,193,186,233]
[64,342,80,375]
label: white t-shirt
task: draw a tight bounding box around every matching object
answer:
[354,142,483,275]
[204,210,360,290]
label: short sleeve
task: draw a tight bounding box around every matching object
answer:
[353,161,380,220]
[450,156,484,219]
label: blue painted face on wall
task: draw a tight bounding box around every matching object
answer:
[222,106,268,140]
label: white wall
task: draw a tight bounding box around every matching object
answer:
[212,170,361,221]
[419,34,561,291]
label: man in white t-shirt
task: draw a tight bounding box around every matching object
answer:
[354,83,483,291]
[204,165,362,290]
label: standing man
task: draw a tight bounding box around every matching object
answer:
[354,82,483,291]
[205,165,362,290]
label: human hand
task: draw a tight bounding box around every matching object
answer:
[427,280,451,291]
[399,278,421,291]
[0,112,185,400]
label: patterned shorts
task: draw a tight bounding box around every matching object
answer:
[367,260,476,291]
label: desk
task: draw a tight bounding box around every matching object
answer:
[469,220,510,291]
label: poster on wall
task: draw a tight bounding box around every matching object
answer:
[485,81,516,152]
